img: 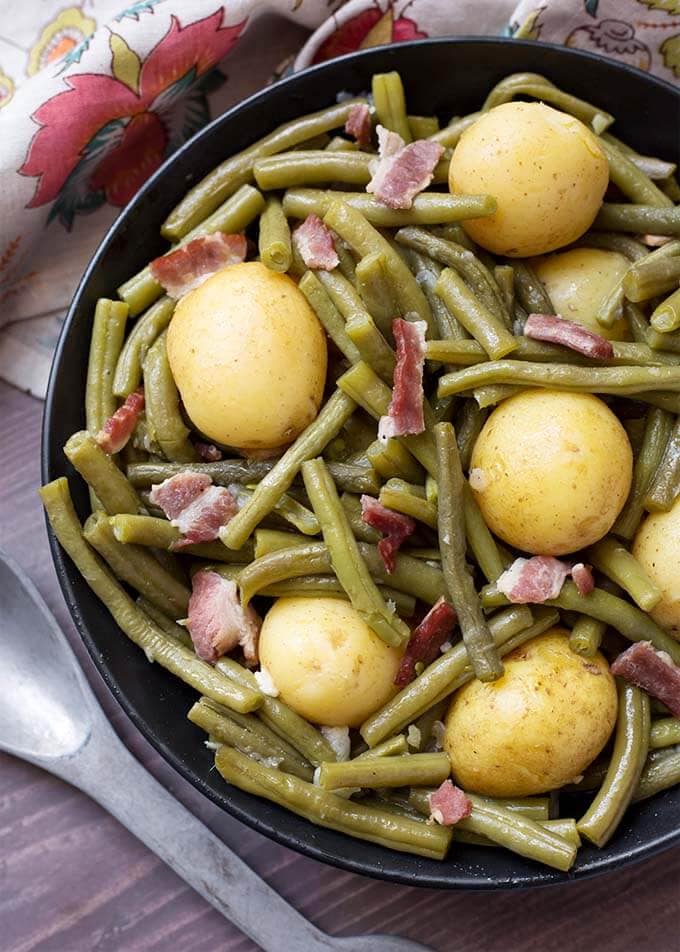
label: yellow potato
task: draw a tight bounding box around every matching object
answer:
[533,248,630,341]
[167,261,327,452]
[258,597,402,727]
[449,102,608,257]
[444,628,617,797]
[633,499,680,640]
[470,390,632,555]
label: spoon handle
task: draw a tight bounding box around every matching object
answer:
[52,726,334,952]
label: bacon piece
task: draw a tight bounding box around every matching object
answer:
[367,125,444,210]
[293,214,339,271]
[428,780,472,826]
[572,562,595,596]
[611,642,680,718]
[149,232,247,299]
[186,570,260,664]
[360,494,416,574]
[395,597,458,686]
[171,485,238,549]
[149,471,212,520]
[497,556,571,604]
[194,441,223,462]
[524,313,614,360]
[378,318,427,441]
[344,102,371,147]
[95,388,145,454]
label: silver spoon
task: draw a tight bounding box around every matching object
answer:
[0,551,431,952]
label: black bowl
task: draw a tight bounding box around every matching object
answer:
[43,38,680,888]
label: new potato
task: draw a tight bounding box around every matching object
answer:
[167,262,327,452]
[633,498,680,640]
[533,247,631,341]
[449,102,608,257]
[444,628,617,797]
[258,597,402,727]
[470,390,633,555]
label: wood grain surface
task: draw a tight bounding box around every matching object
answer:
[1,378,679,952]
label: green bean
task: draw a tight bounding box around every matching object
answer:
[404,250,468,341]
[261,576,416,616]
[411,698,449,750]
[354,251,399,338]
[319,753,450,792]
[634,745,680,801]
[120,185,265,315]
[135,596,191,644]
[379,479,437,528]
[588,537,662,612]
[86,299,129,435]
[614,408,674,539]
[83,511,190,618]
[254,528,308,559]
[453,400,487,471]
[601,134,677,179]
[301,458,409,647]
[446,817,581,849]
[481,580,680,664]
[648,325,680,352]
[426,336,679,368]
[435,268,516,362]
[361,606,551,747]
[39,478,262,712]
[227,484,319,537]
[298,270,362,364]
[576,232,649,261]
[325,135,358,152]
[484,73,613,132]
[253,150,373,190]
[644,417,680,512]
[372,71,411,142]
[109,513,251,563]
[143,332,197,463]
[112,296,175,398]
[258,196,292,272]
[650,718,680,750]
[221,390,356,550]
[162,99,367,241]
[651,286,680,334]
[437,360,680,399]
[339,492,380,544]
[578,683,650,848]
[366,437,424,484]
[214,745,452,859]
[662,173,680,202]
[511,260,555,316]
[435,423,503,682]
[625,301,650,344]
[569,615,607,658]
[596,273,626,328]
[188,698,313,780]
[493,265,515,317]
[407,788,551,822]
[429,113,480,148]
[599,138,673,208]
[64,431,143,515]
[282,188,496,227]
[472,384,522,409]
[593,203,680,236]
[337,362,438,477]
[323,201,433,331]
[462,484,505,583]
[408,114,439,139]
[623,256,680,303]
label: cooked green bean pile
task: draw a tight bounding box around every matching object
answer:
[42,70,680,873]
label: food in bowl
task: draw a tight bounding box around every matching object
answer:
[41,68,680,873]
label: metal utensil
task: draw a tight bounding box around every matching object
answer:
[0,551,431,952]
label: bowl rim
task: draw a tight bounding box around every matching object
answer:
[42,35,680,890]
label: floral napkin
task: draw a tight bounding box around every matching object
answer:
[0,0,676,398]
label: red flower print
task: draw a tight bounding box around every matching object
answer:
[20,9,246,228]
[313,3,427,64]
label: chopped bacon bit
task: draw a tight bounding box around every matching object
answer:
[611,642,680,718]
[366,125,444,210]
[497,556,571,604]
[395,597,458,687]
[378,318,427,441]
[149,472,211,521]
[428,780,472,826]
[95,388,145,454]
[171,485,239,549]
[524,313,614,360]
[150,232,247,299]
[344,102,371,147]
[187,570,260,664]
[360,495,416,574]
[293,214,339,271]
[194,441,223,462]
[572,562,595,596]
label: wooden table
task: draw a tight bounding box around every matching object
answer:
[1,378,678,952]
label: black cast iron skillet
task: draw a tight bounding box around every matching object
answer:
[42,38,680,888]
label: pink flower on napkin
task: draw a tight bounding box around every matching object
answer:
[20,9,245,227]
[312,4,427,63]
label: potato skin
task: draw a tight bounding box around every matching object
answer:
[532,247,630,341]
[167,261,327,451]
[633,499,680,640]
[258,597,402,727]
[444,628,617,797]
[449,102,608,257]
[470,390,632,556]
